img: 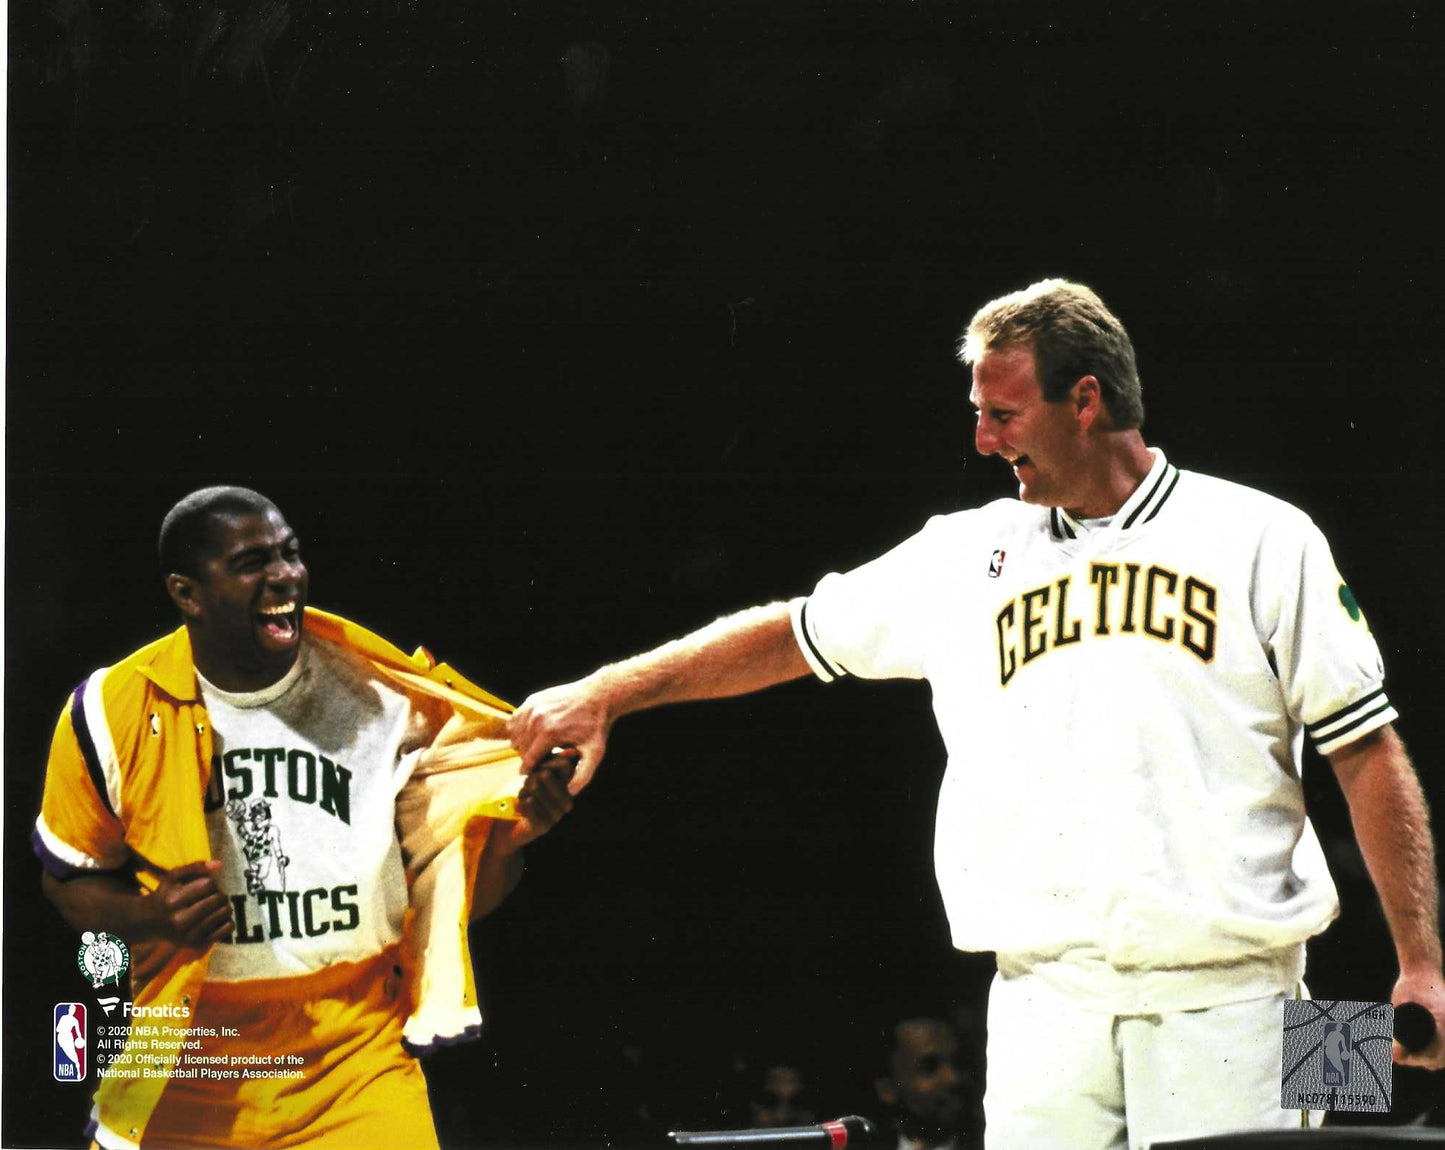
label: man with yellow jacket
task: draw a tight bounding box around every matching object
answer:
[33,486,574,1150]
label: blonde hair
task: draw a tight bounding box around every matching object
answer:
[959,278,1144,428]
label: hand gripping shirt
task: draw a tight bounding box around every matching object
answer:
[33,608,530,1149]
[791,450,1397,1008]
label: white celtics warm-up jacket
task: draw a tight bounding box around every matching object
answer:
[793,450,1396,1008]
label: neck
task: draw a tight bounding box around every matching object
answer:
[1064,431,1154,519]
[189,637,297,693]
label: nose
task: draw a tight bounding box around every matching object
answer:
[974,414,1000,456]
[266,554,305,585]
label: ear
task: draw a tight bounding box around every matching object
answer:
[165,573,206,620]
[1072,375,1105,431]
[874,1076,898,1106]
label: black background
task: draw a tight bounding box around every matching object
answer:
[6,2,1443,1145]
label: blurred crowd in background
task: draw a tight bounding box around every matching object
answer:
[424,1003,990,1149]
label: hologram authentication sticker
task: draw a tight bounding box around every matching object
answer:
[1281,999,1393,1114]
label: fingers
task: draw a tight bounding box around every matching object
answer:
[506,717,534,770]
[158,870,222,911]
[517,756,577,828]
[513,726,589,776]
[157,860,233,946]
[186,898,238,947]
[518,790,572,832]
[1389,1007,1445,1070]
[166,859,223,882]
[1391,1038,1445,1070]
[510,753,579,848]
[163,874,225,917]
[1389,982,1445,1070]
[533,771,575,825]
[506,704,551,771]
[568,751,600,795]
[170,887,232,938]
[514,730,604,792]
[537,747,581,784]
[506,683,610,788]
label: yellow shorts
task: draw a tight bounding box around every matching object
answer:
[141,950,438,1150]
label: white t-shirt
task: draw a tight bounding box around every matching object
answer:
[791,450,1396,1011]
[198,636,441,980]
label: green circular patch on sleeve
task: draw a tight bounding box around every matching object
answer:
[1339,583,1361,621]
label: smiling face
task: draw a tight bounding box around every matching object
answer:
[170,506,309,691]
[970,344,1097,514]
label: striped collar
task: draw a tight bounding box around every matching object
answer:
[1048,448,1181,541]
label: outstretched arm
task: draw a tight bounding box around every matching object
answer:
[507,601,811,792]
[1328,724,1444,1069]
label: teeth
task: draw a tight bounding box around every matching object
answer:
[260,603,296,616]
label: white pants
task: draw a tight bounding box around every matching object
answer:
[984,972,1313,1149]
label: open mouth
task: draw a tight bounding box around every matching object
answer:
[256,601,301,649]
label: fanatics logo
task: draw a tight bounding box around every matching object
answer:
[988,549,1006,579]
[54,1003,87,1081]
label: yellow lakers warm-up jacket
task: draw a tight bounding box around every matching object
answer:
[33,607,529,1149]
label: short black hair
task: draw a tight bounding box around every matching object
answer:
[158,486,279,578]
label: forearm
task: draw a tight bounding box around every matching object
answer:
[470,836,526,920]
[42,871,165,942]
[1331,726,1442,974]
[510,601,813,783]
[588,601,811,723]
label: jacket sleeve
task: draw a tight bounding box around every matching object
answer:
[1255,514,1397,756]
[33,681,130,878]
